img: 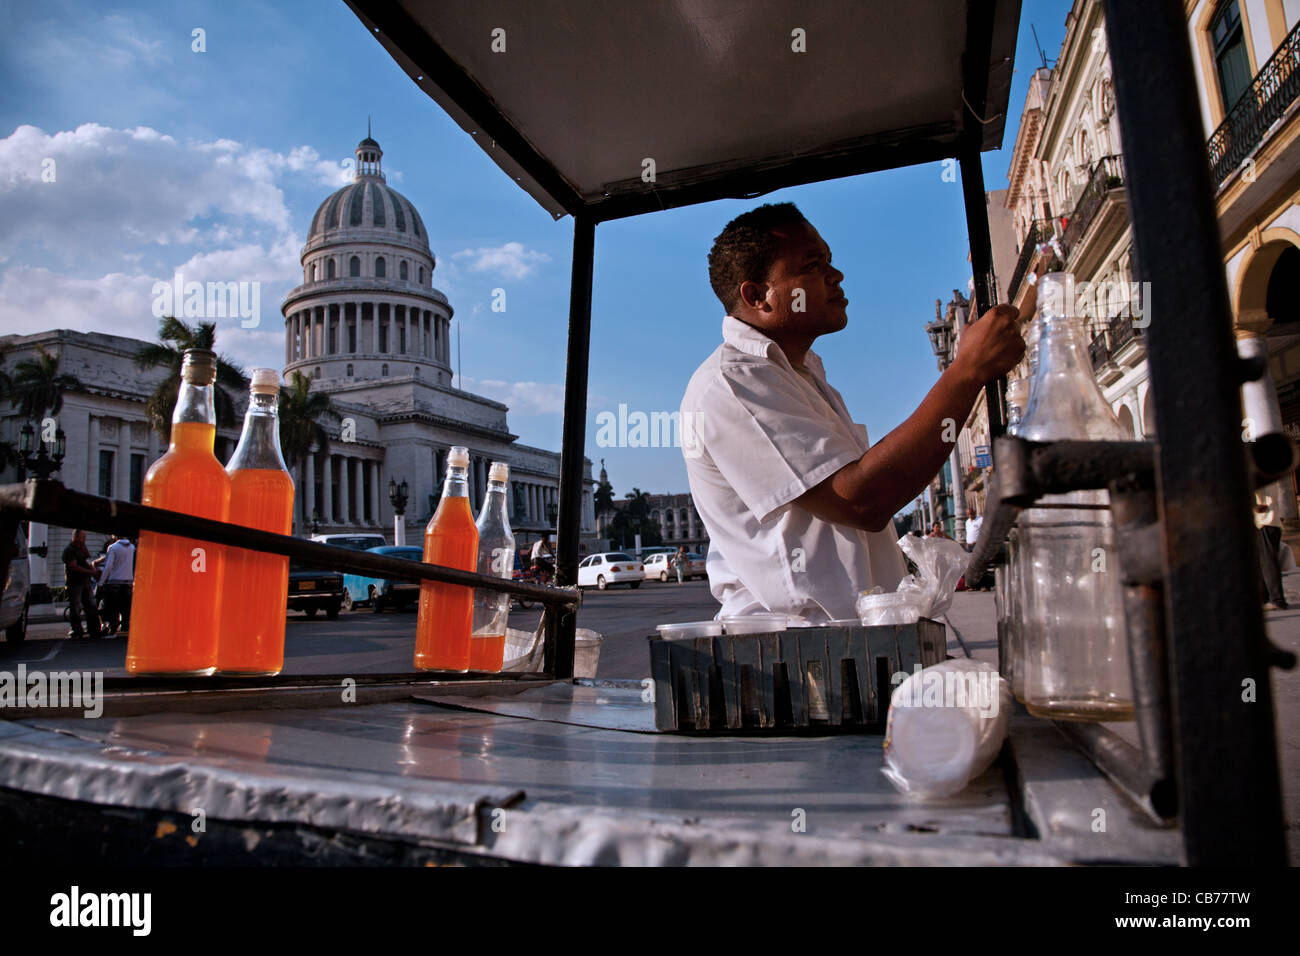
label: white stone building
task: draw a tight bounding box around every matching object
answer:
[0,135,595,587]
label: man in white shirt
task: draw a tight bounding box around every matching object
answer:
[965,508,983,550]
[680,203,1026,621]
[96,535,135,636]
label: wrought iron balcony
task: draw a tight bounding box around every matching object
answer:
[1060,155,1124,261]
[1089,329,1111,372]
[1006,219,1062,302]
[1208,18,1300,188]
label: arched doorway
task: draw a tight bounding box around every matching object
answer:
[1116,403,1136,438]
[1235,234,1300,525]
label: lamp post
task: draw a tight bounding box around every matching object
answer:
[925,295,967,542]
[17,420,65,605]
[389,477,409,546]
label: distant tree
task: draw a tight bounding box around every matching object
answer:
[134,317,248,441]
[593,474,615,522]
[277,371,340,527]
[10,346,85,420]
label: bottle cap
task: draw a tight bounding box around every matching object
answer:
[249,368,281,395]
[447,445,469,467]
[180,348,218,386]
[489,461,509,483]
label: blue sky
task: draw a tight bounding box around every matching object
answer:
[0,0,1072,501]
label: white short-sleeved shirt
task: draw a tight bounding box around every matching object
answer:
[680,315,908,621]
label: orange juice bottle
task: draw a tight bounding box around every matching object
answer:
[127,349,231,676]
[469,461,514,672]
[415,445,478,671]
[217,369,294,675]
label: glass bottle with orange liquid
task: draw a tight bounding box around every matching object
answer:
[469,461,514,672]
[217,368,294,675]
[414,446,478,671]
[126,349,231,676]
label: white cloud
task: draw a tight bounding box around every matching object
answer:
[0,124,341,270]
[452,242,550,280]
[455,376,607,417]
[0,124,353,372]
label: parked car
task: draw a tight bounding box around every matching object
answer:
[342,546,424,613]
[577,552,644,590]
[311,533,387,551]
[2,530,30,643]
[643,551,706,582]
[287,562,344,618]
[637,546,675,559]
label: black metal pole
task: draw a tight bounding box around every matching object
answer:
[959,146,1006,439]
[550,214,596,678]
[1103,0,1285,865]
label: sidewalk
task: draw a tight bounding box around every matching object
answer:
[943,576,1300,864]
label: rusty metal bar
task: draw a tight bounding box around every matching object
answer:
[0,479,579,609]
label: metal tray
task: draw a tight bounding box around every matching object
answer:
[648,619,947,732]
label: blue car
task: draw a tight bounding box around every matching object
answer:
[341,546,424,613]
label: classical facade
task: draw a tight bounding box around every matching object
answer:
[1002,0,1151,445]
[1188,0,1300,532]
[279,136,594,546]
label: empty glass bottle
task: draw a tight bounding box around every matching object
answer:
[1014,273,1134,721]
[470,461,514,672]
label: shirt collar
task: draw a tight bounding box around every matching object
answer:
[721,314,826,377]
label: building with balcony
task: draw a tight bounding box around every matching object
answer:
[1002,0,1152,443]
[1189,0,1300,530]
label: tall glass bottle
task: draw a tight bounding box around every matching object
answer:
[415,445,479,671]
[1015,273,1134,720]
[470,461,515,672]
[127,349,232,676]
[218,368,295,675]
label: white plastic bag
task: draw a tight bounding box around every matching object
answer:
[856,534,970,625]
[882,659,1012,798]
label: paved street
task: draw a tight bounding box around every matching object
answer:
[6,573,1298,861]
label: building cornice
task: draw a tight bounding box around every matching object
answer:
[281,279,452,315]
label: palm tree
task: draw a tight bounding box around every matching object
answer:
[134,317,248,441]
[10,346,85,420]
[278,371,340,525]
[278,371,338,468]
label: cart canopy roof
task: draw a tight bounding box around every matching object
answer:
[346,0,1022,221]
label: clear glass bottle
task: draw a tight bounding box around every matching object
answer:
[415,445,478,671]
[218,369,295,675]
[470,461,515,672]
[127,349,231,676]
[1014,273,1134,720]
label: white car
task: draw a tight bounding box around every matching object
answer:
[577,552,644,590]
[643,551,706,582]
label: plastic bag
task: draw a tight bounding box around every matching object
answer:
[856,533,970,624]
[882,659,1013,798]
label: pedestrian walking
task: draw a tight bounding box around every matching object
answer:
[62,529,101,639]
[1255,491,1289,610]
[97,535,136,636]
[673,545,688,584]
[965,507,983,553]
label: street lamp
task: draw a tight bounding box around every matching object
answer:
[388,477,409,546]
[17,421,66,481]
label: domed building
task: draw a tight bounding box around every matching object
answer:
[278,134,595,544]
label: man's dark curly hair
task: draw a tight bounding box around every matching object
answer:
[707,202,809,315]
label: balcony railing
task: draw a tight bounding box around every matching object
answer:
[1208,18,1300,188]
[1109,304,1141,352]
[1089,329,1111,373]
[1006,218,1062,301]
[1060,155,1124,261]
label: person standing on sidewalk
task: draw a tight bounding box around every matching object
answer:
[1255,491,1289,611]
[62,529,101,639]
[673,545,689,584]
[97,535,136,636]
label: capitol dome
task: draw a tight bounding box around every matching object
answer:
[282,134,453,387]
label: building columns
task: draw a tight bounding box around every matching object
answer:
[339,456,351,525]
[304,452,316,527]
[322,454,334,523]
[370,460,381,528]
